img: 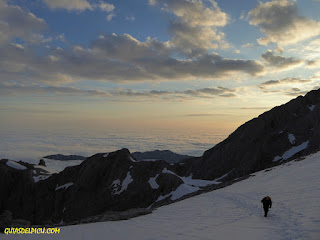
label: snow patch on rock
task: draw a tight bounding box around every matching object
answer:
[288,133,296,145]
[148,174,159,189]
[55,182,74,191]
[110,172,133,195]
[33,175,50,183]
[155,169,231,203]
[273,141,309,162]
[181,175,219,187]
[156,184,200,202]
[308,105,315,111]
[6,160,27,170]
[162,168,178,176]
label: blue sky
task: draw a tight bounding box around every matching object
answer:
[1,0,320,135]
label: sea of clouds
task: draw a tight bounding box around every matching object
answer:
[0,128,228,162]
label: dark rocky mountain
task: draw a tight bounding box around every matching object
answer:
[2,89,320,227]
[43,154,87,161]
[0,150,214,225]
[182,89,320,180]
[132,150,194,163]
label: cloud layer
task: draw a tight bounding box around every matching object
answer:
[0,0,318,101]
[0,22,264,86]
[0,82,238,101]
[248,0,320,46]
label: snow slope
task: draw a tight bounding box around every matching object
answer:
[4,152,320,240]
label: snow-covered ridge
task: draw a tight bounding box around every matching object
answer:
[8,147,320,240]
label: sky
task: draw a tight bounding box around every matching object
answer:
[1,0,320,136]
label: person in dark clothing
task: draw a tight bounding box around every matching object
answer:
[261,196,272,217]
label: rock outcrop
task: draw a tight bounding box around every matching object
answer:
[38,159,46,166]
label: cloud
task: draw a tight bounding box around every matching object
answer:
[126,16,135,21]
[99,2,115,12]
[151,0,229,56]
[42,0,115,14]
[259,77,312,88]
[0,1,264,86]
[183,113,230,117]
[0,82,112,97]
[106,13,116,21]
[91,33,172,62]
[42,0,93,11]
[239,107,270,110]
[0,82,238,100]
[248,0,320,46]
[0,37,264,85]
[310,72,320,80]
[259,86,311,97]
[51,33,263,82]
[261,50,303,71]
[306,60,320,69]
[182,86,237,97]
[258,77,317,97]
[241,43,253,48]
[274,46,284,53]
[148,0,157,6]
[285,88,309,96]
[0,0,47,45]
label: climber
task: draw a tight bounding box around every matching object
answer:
[261,196,272,217]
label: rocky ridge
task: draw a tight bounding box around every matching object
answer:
[0,150,223,225]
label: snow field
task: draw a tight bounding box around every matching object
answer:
[3,151,320,240]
